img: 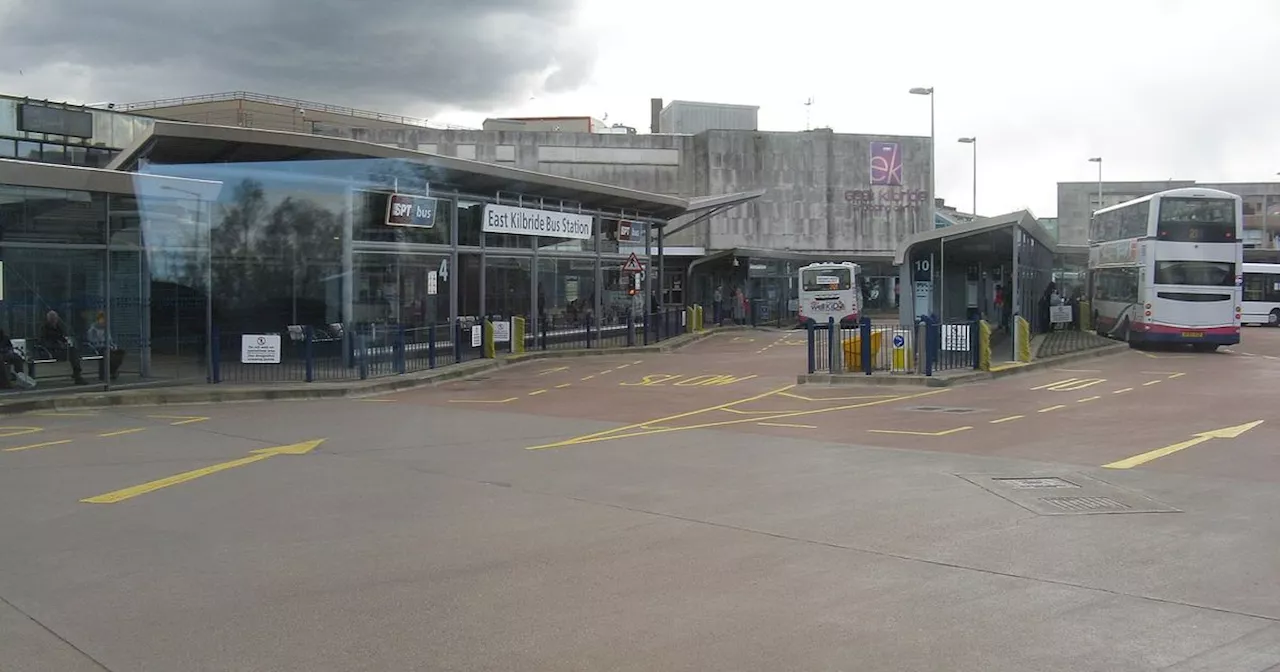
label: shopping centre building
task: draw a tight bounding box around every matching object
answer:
[0,100,757,394]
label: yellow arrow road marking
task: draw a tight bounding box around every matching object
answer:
[81,439,326,504]
[868,426,972,437]
[0,426,42,438]
[1104,421,1264,469]
[147,415,210,425]
[3,439,73,453]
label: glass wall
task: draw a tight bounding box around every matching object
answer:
[0,178,212,393]
[0,97,154,168]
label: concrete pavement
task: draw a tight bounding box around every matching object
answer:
[2,328,1280,670]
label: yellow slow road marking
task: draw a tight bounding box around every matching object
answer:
[758,422,817,429]
[868,426,972,437]
[989,415,1023,424]
[82,439,325,504]
[1037,405,1067,413]
[3,439,73,452]
[98,427,145,437]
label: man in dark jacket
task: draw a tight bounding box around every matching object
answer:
[40,310,86,385]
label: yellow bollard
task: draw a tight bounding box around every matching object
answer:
[483,319,496,359]
[978,320,992,371]
[1078,300,1092,332]
[1015,316,1032,363]
[512,316,526,354]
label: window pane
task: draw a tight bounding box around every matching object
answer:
[537,257,596,326]
[16,141,40,161]
[0,139,14,158]
[484,257,531,320]
[0,185,107,244]
[458,202,483,247]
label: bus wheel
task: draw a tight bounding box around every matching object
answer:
[1192,343,1219,353]
[1270,309,1280,327]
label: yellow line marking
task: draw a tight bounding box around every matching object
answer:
[3,439,73,452]
[632,360,643,365]
[1037,405,1067,413]
[0,426,43,438]
[989,415,1023,424]
[82,439,325,504]
[1167,372,1185,379]
[148,415,211,424]
[581,375,595,380]
[528,387,949,450]
[555,383,572,389]
[1104,421,1263,469]
[1113,388,1133,394]
[1077,396,1101,403]
[1143,380,1162,386]
[868,426,973,437]
[597,370,613,375]
[779,391,899,402]
[989,362,1027,372]
[448,397,518,404]
[723,407,804,415]
[616,364,631,369]
[30,411,98,417]
[1140,371,1182,375]
[1031,378,1077,390]
[99,427,145,437]
[92,426,140,438]
[528,389,548,396]
[758,422,817,429]
[538,366,570,376]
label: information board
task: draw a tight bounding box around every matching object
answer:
[241,334,282,364]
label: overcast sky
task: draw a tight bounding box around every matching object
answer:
[1,0,1277,217]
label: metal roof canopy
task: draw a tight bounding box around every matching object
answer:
[893,210,1057,266]
[105,121,747,222]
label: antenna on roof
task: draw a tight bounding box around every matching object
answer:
[804,97,813,131]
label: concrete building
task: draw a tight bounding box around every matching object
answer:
[482,117,611,133]
[118,91,935,318]
[656,99,758,135]
[1058,180,1280,249]
[0,93,158,167]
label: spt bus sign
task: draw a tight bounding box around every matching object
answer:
[385,194,437,229]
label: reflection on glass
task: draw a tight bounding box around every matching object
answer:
[0,185,106,245]
[353,252,448,329]
[458,252,482,317]
[537,257,597,327]
[484,257,531,320]
[112,114,134,149]
[0,139,14,157]
[0,100,16,135]
[16,141,39,160]
[458,201,483,247]
[353,189,448,245]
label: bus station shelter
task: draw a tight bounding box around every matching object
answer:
[894,210,1057,345]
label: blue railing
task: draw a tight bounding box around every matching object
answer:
[806,316,979,377]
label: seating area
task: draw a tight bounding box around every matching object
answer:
[8,337,105,382]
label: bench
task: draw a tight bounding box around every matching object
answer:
[10,338,105,380]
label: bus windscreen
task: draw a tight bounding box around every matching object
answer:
[1153,260,1236,287]
[1157,198,1237,242]
[801,268,852,292]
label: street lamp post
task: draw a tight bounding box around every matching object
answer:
[958,137,976,216]
[1088,157,1103,212]
[910,87,936,318]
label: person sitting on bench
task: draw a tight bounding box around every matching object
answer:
[40,310,86,385]
[0,329,25,389]
[85,311,125,381]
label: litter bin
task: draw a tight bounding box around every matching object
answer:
[842,331,883,372]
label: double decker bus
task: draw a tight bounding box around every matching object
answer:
[797,262,860,327]
[1088,187,1242,351]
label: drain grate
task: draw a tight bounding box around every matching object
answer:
[993,477,1080,490]
[1039,496,1131,513]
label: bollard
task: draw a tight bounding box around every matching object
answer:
[304,325,315,382]
[860,317,873,375]
[395,324,407,375]
[643,312,650,346]
[210,326,222,383]
[512,316,525,354]
[806,320,816,374]
[454,321,463,363]
[428,323,437,369]
[626,312,635,347]
[827,316,837,373]
[586,316,595,349]
[540,318,548,351]
[357,334,369,380]
[483,320,495,359]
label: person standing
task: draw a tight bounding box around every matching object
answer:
[712,285,724,326]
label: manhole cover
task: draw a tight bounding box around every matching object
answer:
[1039,496,1131,513]
[993,477,1080,490]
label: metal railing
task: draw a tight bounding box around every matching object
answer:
[806,317,979,377]
[117,91,476,130]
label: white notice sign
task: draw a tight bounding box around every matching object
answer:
[427,270,438,295]
[482,204,593,240]
[241,334,282,364]
[493,320,511,343]
[1050,305,1073,324]
[470,325,482,347]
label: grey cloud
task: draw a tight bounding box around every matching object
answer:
[0,0,593,113]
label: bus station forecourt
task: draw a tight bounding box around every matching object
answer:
[3,321,1280,670]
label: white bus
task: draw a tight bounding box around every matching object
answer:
[1242,262,1280,326]
[1088,187,1242,351]
[798,262,860,327]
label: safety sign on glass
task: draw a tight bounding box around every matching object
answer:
[470,325,482,347]
[241,334,282,364]
[427,270,438,295]
[493,321,511,343]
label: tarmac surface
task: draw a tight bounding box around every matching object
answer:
[3,327,1280,670]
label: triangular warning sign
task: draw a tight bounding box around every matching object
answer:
[621,253,645,273]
